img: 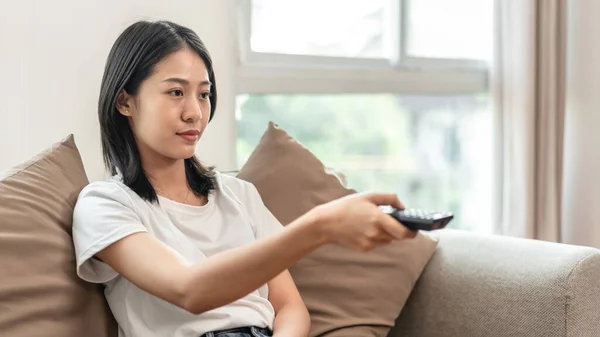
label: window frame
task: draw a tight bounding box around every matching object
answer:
[234,0,490,95]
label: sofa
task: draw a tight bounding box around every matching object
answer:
[388,229,600,337]
[1,132,600,337]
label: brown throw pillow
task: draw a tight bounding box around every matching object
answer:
[237,122,438,337]
[0,135,117,337]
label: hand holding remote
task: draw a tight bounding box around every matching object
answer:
[311,192,417,252]
[381,206,454,231]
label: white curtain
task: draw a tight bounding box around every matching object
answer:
[492,0,567,242]
[562,0,600,248]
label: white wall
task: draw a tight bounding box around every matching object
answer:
[0,0,238,182]
[562,0,600,247]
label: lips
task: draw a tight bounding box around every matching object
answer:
[177,130,200,142]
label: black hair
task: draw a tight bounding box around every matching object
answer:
[98,20,217,202]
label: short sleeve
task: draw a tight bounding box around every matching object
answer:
[244,183,285,240]
[72,181,147,283]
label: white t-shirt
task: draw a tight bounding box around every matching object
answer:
[72,172,284,337]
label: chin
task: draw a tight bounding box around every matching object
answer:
[166,149,196,161]
[180,151,197,160]
[157,139,197,160]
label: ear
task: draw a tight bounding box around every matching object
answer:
[115,90,134,117]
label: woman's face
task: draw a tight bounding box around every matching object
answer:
[118,47,212,163]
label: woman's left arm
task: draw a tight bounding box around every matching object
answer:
[268,270,310,337]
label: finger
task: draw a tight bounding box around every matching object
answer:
[405,230,418,239]
[357,238,376,252]
[364,192,405,209]
[377,239,393,245]
[377,213,413,240]
[372,232,395,242]
[372,236,393,245]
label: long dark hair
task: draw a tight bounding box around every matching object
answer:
[98,20,217,202]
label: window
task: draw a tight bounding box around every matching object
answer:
[235,0,495,233]
[405,0,494,60]
[250,0,390,59]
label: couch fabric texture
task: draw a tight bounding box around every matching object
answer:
[388,229,600,337]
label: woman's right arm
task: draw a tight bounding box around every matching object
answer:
[95,192,414,315]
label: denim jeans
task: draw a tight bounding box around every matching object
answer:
[201,326,272,337]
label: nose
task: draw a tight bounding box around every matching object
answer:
[181,97,203,123]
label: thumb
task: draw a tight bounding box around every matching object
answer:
[364,192,405,209]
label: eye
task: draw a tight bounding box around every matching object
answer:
[200,92,212,100]
[168,89,184,97]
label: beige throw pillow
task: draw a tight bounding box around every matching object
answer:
[0,135,117,337]
[237,122,438,337]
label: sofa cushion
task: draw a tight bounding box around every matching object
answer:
[237,122,438,337]
[0,135,117,337]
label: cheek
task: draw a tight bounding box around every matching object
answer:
[203,100,212,122]
[153,93,179,115]
[132,98,173,135]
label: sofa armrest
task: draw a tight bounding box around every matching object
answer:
[387,229,600,337]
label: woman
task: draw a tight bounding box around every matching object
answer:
[72,20,415,337]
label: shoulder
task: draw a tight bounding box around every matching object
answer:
[74,177,142,216]
[216,171,260,198]
[214,171,266,212]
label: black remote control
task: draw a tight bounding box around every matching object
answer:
[380,206,453,231]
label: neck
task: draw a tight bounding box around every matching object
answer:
[143,154,189,200]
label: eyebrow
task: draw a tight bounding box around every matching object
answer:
[161,77,212,86]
